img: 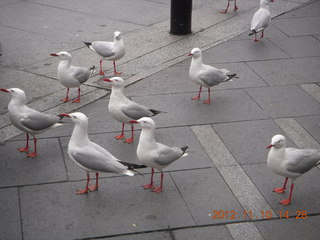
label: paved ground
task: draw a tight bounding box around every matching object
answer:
[1,0,320,239]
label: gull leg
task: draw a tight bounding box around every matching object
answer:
[27,136,37,158]
[61,88,70,102]
[219,0,230,13]
[143,168,155,189]
[152,172,164,193]
[254,33,259,42]
[261,30,264,39]
[234,0,238,11]
[203,88,211,104]
[76,173,90,194]
[280,182,294,206]
[18,133,29,152]
[124,125,134,144]
[88,172,99,192]
[115,123,125,140]
[192,86,202,100]
[99,59,105,76]
[113,61,122,75]
[273,177,288,193]
[72,87,81,103]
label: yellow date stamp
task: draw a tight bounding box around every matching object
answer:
[211,210,308,220]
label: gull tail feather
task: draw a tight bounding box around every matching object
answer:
[224,73,238,82]
[150,109,166,116]
[249,29,256,36]
[181,146,189,157]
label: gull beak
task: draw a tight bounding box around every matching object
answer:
[188,53,193,56]
[103,78,112,82]
[129,120,139,124]
[50,53,58,57]
[59,113,70,118]
[0,88,9,93]
[266,144,273,149]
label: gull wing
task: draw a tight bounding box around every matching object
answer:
[121,101,154,120]
[285,148,320,174]
[199,66,228,86]
[20,110,60,131]
[251,9,271,32]
[91,41,116,58]
[153,143,183,166]
[72,66,91,84]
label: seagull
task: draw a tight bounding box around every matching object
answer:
[249,0,273,41]
[188,48,237,104]
[61,112,146,195]
[267,134,320,206]
[0,88,64,158]
[130,117,189,193]
[104,77,164,144]
[84,31,125,76]
[50,51,95,103]
[220,0,238,14]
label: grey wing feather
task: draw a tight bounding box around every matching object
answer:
[285,148,320,173]
[199,67,228,86]
[121,101,154,120]
[154,144,183,166]
[72,67,91,84]
[20,110,60,131]
[251,9,270,32]
[89,141,118,161]
[91,41,115,58]
[71,146,127,173]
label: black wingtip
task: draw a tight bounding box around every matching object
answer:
[226,73,237,81]
[181,146,189,155]
[58,114,64,120]
[84,42,92,48]
[119,161,147,169]
[248,29,256,36]
[90,65,96,71]
[150,109,166,116]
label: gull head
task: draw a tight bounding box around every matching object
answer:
[0,87,26,102]
[130,117,156,129]
[114,31,122,40]
[50,51,72,60]
[188,48,202,58]
[103,77,125,88]
[60,112,88,125]
[267,134,286,149]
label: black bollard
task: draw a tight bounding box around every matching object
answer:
[170,0,192,35]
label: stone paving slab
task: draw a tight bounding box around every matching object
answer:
[0,138,67,187]
[19,175,195,240]
[246,85,320,118]
[242,163,320,216]
[171,168,245,225]
[0,187,22,240]
[213,119,297,165]
[295,115,320,142]
[246,57,320,86]
[173,225,233,240]
[277,0,320,18]
[100,231,172,240]
[254,215,320,240]
[226,222,263,240]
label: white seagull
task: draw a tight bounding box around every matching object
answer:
[104,77,164,144]
[84,31,125,76]
[220,0,238,14]
[188,48,237,104]
[130,117,189,193]
[61,112,146,195]
[1,88,64,158]
[50,51,95,103]
[249,0,273,41]
[267,134,320,205]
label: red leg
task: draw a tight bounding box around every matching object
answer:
[99,59,105,76]
[203,88,211,104]
[234,0,238,11]
[115,123,125,140]
[219,0,230,13]
[18,133,29,152]
[152,172,164,193]
[72,87,81,103]
[27,136,37,158]
[254,33,259,42]
[280,182,294,206]
[61,88,70,102]
[76,173,90,194]
[124,125,134,144]
[143,168,155,189]
[88,172,99,192]
[261,30,264,39]
[113,61,122,75]
[192,86,202,100]
[273,177,288,193]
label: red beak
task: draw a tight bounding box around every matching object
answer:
[103,78,111,82]
[129,120,139,124]
[59,113,70,118]
[0,88,9,93]
[188,53,193,56]
[50,53,58,57]
[266,144,273,149]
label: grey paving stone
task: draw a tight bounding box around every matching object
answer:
[0,0,19,7]
[314,34,320,41]
[19,175,195,240]
[60,126,213,181]
[300,83,320,103]
[227,222,263,240]
[242,163,320,216]
[173,225,233,240]
[247,57,320,86]
[200,39,290,64]
[295,115,320,143]
[0,188,22,240]
[269,36,320,58]
[277,0,320,18]
[171,168,245,225]
[131,90,268,128]
[246,85,320,118]
[0,138,67,187]
[213,119,296,165]
[254,215,320,240]
[100,231,171,240]
[272,16,320,36]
